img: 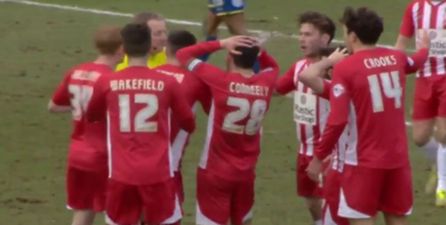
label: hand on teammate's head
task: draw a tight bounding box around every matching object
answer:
[327,47,349,65]
[220,35,258,55]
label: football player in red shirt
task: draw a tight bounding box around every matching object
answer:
[48,26,123,225]
[86,23,195,225]
[308,7,429,225]
[395,0,446,206]
[177,36,279,225]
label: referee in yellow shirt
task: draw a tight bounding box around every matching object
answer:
[116,12,167,70]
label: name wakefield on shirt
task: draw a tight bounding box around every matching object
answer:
[229,82,269,96]
[110,79,165,91]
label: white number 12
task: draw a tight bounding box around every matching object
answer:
[367,71,402,113]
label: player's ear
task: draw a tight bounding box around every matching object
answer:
[321,33,330,45]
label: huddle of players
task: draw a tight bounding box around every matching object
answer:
[48,2,442,225]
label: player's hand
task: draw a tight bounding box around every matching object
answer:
[417,29,430,50]
[306,157,323,183]
[327,47,349,65]
[220,35,258,55]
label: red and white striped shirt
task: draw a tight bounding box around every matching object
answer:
[400,0,446,77]
[276,59,330,156]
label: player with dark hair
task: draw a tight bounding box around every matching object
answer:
[87,23,195,225]
[275,11,336,225]
[307,7,429,225]
[154,30,211,225]
[48,25,123,225]
[177,35,279,225]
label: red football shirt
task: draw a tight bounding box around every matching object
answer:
[399,0,446,77]
[177,41,279,181]
[51,62,112,172]
[154,64,211,172]
[86,66,195,185]
[315,47,428,169]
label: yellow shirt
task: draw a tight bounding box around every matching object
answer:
[115,49,167,71]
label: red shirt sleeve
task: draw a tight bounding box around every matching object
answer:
[314,64,350,160]
[86,75,109,122]
[169,79,196,133]
[275,65,296,95]
[405,48,429,74]
[258,50,279,72]
[177,41,221,68]
[317,80,332,99]
[51,71,72,106]
[399,1,415,38]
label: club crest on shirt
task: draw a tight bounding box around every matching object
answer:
[332,84,345,98]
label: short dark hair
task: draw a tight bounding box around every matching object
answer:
[231,46,260,69]
[133,12,164,24]
[298,11,336,43]
[167,30,197,54]
[121,23,151,57]
[340,7,383,45]
[318,44,347,57]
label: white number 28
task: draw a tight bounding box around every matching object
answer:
[223,97,267,135]
[367,71,402,113]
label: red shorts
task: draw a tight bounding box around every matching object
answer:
[322,169,349,225]
[105,178,181,225]
[413,76,446,120]
[196,169,254,225]
[66,166,107,212]
[297,154,323,198]
[339,165,413,219]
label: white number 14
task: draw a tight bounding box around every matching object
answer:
[367,71,402,113]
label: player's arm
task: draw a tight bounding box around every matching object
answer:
[48,72,72,113]
[299,48,348,95]
[170,80,196,133]
[176,40,227,84]
[85,76,108,122]
[405,30,430,74]
[275,66,296,95]
[395,2,414,50]
[257,50,279,72]
[314,66,350,160]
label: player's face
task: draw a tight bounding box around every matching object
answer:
[298,23,328,58]
[147,19,167,54]
[342,25,354,52]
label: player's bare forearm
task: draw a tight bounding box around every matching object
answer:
[395,35,411,51]
[47,100,71,113]
[258,50,278,71]
[177,41,221,66]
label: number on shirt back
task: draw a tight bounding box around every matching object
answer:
[68,85,93,120]
[367,71,402,113]
[223,97,267,135]
[118,94,159,132]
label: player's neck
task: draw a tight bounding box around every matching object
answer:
[128,57,148,67]
[166,57,180,66]
[94,55,116,68]
[352,44,375,53]
[232,67,255,78]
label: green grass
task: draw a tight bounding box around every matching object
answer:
[0,0,443,224]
